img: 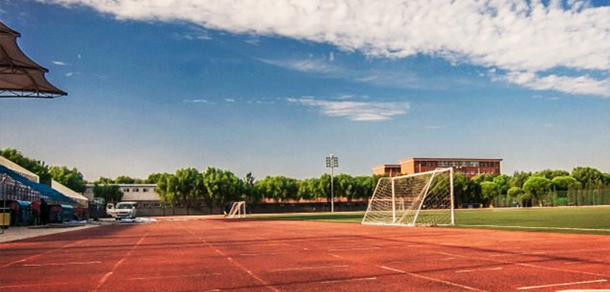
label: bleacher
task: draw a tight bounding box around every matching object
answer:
[0,164,75,205]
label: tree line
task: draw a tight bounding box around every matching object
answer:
[0,148,86,193]
[130,168,378,214]
[2,148,610,209]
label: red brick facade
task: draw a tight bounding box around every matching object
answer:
[372,164,401,176]
[374,158,502,178]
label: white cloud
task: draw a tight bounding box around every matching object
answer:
[225,98,235,103]
[288,97,409,121]
[261,56,422,88]
[177,26,212,41]
[47,0,610,97]
[502,71,610,97]
[183,99,209,103]
[52,61,68,66]
[259,58,338,74]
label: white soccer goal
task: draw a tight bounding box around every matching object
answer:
[227,201,246,218]
[362,168,454,226]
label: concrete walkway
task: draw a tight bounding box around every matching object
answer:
[0,224,99,243]
[0,217,162,243]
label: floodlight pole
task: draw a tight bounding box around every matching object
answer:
[326,154,338,213]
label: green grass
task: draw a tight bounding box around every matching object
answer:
[249,206,610,235]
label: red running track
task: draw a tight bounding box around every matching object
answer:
[1,218,609,292]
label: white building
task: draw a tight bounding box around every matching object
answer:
[84,184,159,201]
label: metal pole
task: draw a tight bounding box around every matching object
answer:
[326,154,338,213]
[391,178,396,223]
[450,167,455,225]
[330,163,334,213]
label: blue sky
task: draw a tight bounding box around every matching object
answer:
[1,0,609,181]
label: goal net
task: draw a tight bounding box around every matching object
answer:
[362,168,454,226]
[227,201,246,218]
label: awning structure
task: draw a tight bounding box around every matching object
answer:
[0,21,67,98]
[0,164,76,205]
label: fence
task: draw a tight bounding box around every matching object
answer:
[491,188,610,207]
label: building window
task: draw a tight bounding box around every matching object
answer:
[133,188,139,192]
[143,188,148,193]
[123,188,130,192]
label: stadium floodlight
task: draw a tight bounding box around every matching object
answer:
[362,168,454,226]
[325,154,338,212]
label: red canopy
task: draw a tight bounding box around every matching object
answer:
[0,21,67,98]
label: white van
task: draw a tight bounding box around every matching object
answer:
[106,202,137,220]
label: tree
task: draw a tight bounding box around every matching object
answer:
[471,174,496,184]
[156,173,179,212]
[255,175,297,202]
[571,167,604,189]
[202,167,245,211]
[602,173,610,187]
[510,171,531,188]
[507,186,525,200]
[523,176,552,206]
[480,181,500,206]
[298,178,319,201]
[174,168,202,215]
[243,172,259,202]
[94,177,115,184]
[93,183,123,204]
[492,174,511,196]
[335,174,356,202]
[1,148,52,184]
[318,173,332,204]
[146,173,165,184]
[534,169,570,180]
[115,175,136,184]
[552,176,581,191]
[452,172,470,207]
[49,166,86,193]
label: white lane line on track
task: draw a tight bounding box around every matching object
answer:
[0,282,71,289]
[377,266,489,292]
[270,265,349,272]
[518,279,608,290]
[455,267,503,273]
[130,273,221,280]
[460,224,610,232]
[1,238,90,268]
[319,277,377,284]
[23,261,101,267]
[239,252,285,256]
[556,289,610,292]
[388,257,455,264]
[181,223,281,292]
[327,247,381,251]
[92,232,148,292]
[437,251,609,278]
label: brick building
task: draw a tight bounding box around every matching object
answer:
[372,164,401,177]
[374,158,502,178]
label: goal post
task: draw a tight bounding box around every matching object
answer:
[227,201,246,218]
[362,168,454,226]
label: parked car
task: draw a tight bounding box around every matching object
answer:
[106,202,137,220]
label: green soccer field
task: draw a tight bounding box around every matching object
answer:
[250,206,610,235]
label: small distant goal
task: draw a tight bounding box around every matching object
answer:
[362,168,454,226]
[227,201,246,218]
